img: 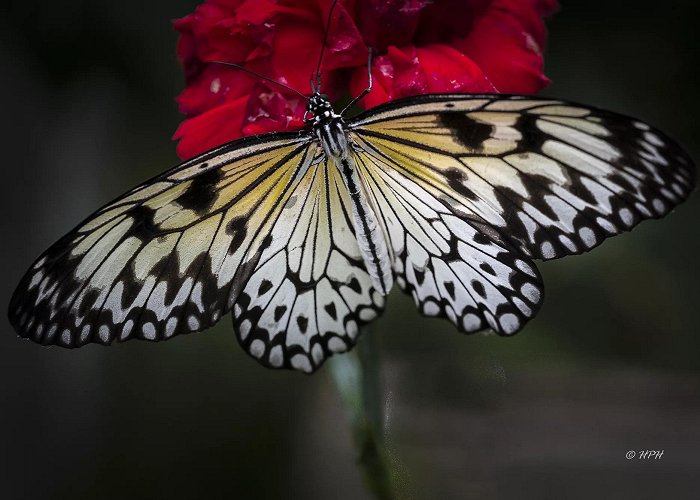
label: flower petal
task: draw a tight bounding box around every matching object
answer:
[242,84,308,135]
[414,0,491,44]
[353,0,429,51]
[272,0,366,93]
[350,44,496,109]
[173,97,248,160]
[174,2,275,79]
[416,44,497,93]
[455,0,557,93]
[176,65,256,117]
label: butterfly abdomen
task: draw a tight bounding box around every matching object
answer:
[313,109,394,296]
[336,156,394,296]
[316,117,350,159]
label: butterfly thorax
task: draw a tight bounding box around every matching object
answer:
[309,94,348,160]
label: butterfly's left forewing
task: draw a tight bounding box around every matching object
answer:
[9,133,322,349]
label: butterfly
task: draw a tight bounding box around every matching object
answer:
[8,84,695,373]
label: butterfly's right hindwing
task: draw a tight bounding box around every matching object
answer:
[347,93,694,336]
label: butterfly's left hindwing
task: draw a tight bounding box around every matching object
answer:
[232,155,385,373]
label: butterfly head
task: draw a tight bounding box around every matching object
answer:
[305,92,338,123]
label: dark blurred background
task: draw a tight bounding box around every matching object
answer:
[1,1,698,499]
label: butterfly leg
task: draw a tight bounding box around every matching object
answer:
[341,48,374,114]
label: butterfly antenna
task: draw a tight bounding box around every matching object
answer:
[310,71,317,93]
[313,0,340,92]
[210,61,309,100]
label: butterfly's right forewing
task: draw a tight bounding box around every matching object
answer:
[350,94,695,261]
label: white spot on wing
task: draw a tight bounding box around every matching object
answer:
[142,322,156,340]
[250,339,265,359]
[291,354,312,373]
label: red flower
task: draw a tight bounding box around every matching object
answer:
[174,0,558,159]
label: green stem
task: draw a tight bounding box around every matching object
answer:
[328,326,394,500]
